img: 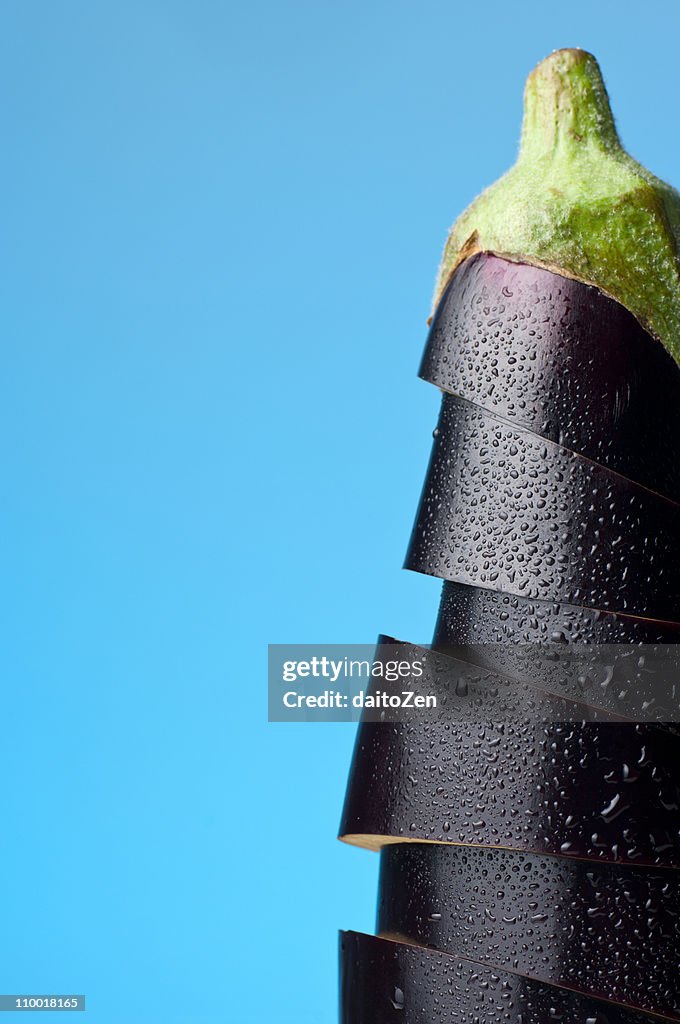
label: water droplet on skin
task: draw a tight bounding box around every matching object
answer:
[406,392,680,622]
[375,842,680,1016]
[420,253,680,502]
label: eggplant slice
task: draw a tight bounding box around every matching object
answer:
[431,584,680,722]
[434,580,680,646]
[377,843,680,1019]
[405,394,680,621]
[420,253,680,504]
[340,930,660,1024]
[339,719,680,866]
[368,636,621,723]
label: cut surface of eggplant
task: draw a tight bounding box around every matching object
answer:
[405,394,680,620]
[378,843,680,1019]
[420,253,680,504]
[339,719,680,866]
[340,930,660,1024]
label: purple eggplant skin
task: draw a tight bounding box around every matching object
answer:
[434,580,680,646]
[367,636,620,723]
[421,253,680,504]
[340,931,660,1024]
[377,843,680,1020]
[431,583,680,721]
[405,394,680,621]
[339,719,680,867]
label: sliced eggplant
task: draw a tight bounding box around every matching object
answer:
[368,636,620,723]
[340,930,659,1024]
[421,253,680,504]
[405,394,680,621]
[339,719,680,866]
[340,52,680,1024]
[434,581,680,646]
[431,583,680,722]
[377,843,680,1019]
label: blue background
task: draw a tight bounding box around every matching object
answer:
[1,2,679,1021]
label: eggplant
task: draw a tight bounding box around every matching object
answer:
[434,580,680,646]
[421,253,680,503]
[378,843,680,1018]
[373,635,680,726]
[368,636,620,723]
[405,394,680,621]
[339,719,680,865]
[340,931,660,1024]
[432,583,680,721]
[339,48,680,1024]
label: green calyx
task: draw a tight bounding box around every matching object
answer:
[436,48,680,364]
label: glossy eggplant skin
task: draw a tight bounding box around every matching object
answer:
[339,719,680,866]
[340,931,659,1024]
[378,843,680,1019]
[368,637,619,723]
[405,394,680,621]
[421,253,680,503]
[374,636,680,725]
[431,584,680,721]
[342,258,680,1017]
[434,580,680,645]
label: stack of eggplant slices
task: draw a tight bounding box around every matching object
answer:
[339,50,680,1024]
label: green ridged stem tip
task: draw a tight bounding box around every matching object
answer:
[436,48,680,364]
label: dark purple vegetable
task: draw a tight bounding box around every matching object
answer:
[405,394,680,621]
[339,719,680,865]
[339,49,680,1024]
[368,636,620,723]
[378,843,680,1018]
[434,580,680,646]
[421,253,680,503]
[432,584,680,721]
[340,931,660,1024]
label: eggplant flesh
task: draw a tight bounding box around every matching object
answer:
[340,930,659,1024]
[405,394,680,621]
[421,253,680,504]
[378,843,680,1019]
[339,718,680,866]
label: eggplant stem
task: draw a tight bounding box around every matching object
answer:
[436,48,680,366]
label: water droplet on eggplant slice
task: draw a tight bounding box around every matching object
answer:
[340,931,661,1024]
[377,843,680,1018]
[339,717,680,867]
[405,395,680,622]
[422,253,680,505]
